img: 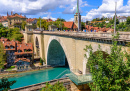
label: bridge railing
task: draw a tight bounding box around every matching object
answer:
[23,30,130,41]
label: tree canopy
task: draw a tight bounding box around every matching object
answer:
[0,78,16,91]
[37,18,49,30]
[84,34,130,91]
[126,17,130,25]
[21,21,26,30]
[0,42,6,69]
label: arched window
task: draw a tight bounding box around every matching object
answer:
[76,17,77,21]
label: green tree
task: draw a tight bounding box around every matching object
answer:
[53,20,63,30]
[99,23,103,28]
[41,82,66,91]
[0,42,6,69]
[63,27,68,30]
[0,23,4,29]
[109,16,119,25]
[37,18,49,30]
[126,17,130,25]
[21,21,26,30]
[84,34,130,91]
[57,18,66,22]
[81,22,85,31]
[7,28,23,42]
[106,23,111,28]
[0,78,16,91]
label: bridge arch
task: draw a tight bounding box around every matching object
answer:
[46,36,71,69]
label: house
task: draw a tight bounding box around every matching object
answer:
[2,40,16,67]
[117,16,127,23]
[14,58,31,70]
[14,43,33,64]
[0,16,8,27]
[63,22,78,31]
[7,11,27,30]
[26,18,37,25]
[48,25,57,31]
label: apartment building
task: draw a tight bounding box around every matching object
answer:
[0,37,33,69]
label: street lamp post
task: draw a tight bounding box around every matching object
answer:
[114,2,117,35]
[77,0,80,31]
[40,16,41,31]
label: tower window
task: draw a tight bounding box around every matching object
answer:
[76,17,77,21]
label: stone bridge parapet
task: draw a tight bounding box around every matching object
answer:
[28,31,130,42]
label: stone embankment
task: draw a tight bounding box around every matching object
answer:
[9,78,72,91]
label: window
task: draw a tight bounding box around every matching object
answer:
[76,17,77,21]
[10,46,14,49]
[29,28,31,31]
[10,22,12,25]
[18,50,22,53]
[5,46,8,49]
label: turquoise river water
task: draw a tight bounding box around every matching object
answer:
[9,67,70,89]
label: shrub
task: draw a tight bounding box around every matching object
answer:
[40,58,43,65]
[41,82,66,91]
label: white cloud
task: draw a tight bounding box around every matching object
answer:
[0,0,88,15]
[43,17,57,21]
[84,0,130,21]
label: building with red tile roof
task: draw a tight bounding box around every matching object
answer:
[14,58,31,70]
[0,37,9,43]
[26,18,37,25]
[15,58,30,63]
[0,37,33,68]
[85,25,111,32]
[7,11,27,30]
[63,22,78,31]
[0,16,8,27]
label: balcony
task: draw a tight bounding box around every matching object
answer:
[66,70,92,85]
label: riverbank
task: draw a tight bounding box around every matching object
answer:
[0,66,53,79]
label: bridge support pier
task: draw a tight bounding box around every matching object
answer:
[83,50,90,75]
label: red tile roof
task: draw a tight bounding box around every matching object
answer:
[43,18,53,22]
[63,22,78,29]
[63,22,73,28]
[0,16,7,22]
[15,43,33,55]
[14,58,30,63]
[85,25,111,32]
[27,18,36,23]
[7,13,26,19]
[0,37,9,42]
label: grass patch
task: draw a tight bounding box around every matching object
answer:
[6,66,15,71]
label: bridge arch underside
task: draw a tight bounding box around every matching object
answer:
[47,39,69,67]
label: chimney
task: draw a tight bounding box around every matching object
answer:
[11,11,13,15]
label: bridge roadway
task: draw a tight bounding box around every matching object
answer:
[23,31,130,75]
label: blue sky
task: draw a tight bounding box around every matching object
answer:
[0,0,130,21]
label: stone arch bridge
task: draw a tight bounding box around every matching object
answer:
[23,31,130,74]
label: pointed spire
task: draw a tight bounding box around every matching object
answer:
[75,0,79,15]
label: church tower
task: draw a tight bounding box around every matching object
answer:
[74,0,81,30]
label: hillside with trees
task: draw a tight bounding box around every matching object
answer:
[0,23,23,42]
